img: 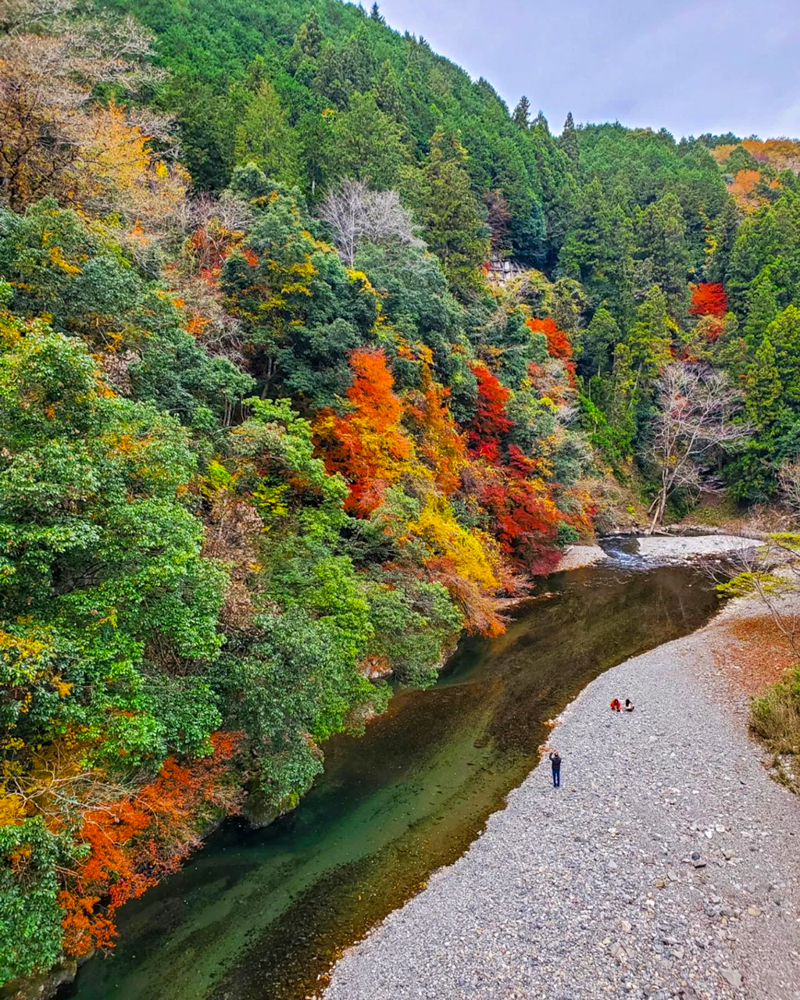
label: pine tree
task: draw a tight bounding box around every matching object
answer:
[578,306,620,377]
[635,194,690,320]
[410,130,491,299]
[512,96,531,129]
[627,285,674,391]
[560,112,579,166]
[374,59,406,122]
[530,113,578,267]
[729,336,787,501]
[766,305,800,405]
[745,337,783,429]
[370,3,385,23]
[706,198,739,284]
[743,271,779,343]
[234,80,298,183]
[288,10,324,70]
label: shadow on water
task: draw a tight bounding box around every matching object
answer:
[60,560,723,1000]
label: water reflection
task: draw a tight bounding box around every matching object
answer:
[61,561,722,1000]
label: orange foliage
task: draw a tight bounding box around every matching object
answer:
[526,316,572,361]
[405,368,467,495]
[467,362,512,463]
[526,317,575,384]
[714,138,800,175]
[314,349,413,513]
[689,282,728,318]
[726,169,780,211]
[61,733,241,956]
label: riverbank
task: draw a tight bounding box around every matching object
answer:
[325,594,800,1000]
[558,533,756,573]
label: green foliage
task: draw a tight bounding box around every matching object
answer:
[406,131,491,299]
[0,819,71,982]
[7,0,800,982]
[0,320,226,767]
[221,179,377,402]
[362,576,461,687]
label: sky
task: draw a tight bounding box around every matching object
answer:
[374,0,800,139]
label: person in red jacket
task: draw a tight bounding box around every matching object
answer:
[610,698,621,712]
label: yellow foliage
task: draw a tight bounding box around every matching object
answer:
[48,246,83,275]
[410,494,499,590]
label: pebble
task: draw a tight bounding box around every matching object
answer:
[326,597,800,1000]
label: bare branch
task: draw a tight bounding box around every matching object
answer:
[318,178,423,266]
[645,362,749,532]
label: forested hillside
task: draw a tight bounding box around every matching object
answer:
[3,0,800,986]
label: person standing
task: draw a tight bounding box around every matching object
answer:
[549,750,562,788]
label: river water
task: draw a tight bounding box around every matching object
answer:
[61,554,723,1000]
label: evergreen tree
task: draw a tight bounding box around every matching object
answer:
[627,285,674,392]
[558,178,634,318]
[234,80,298,183]
[530,112,578,266]
[560,111,579,166]
[328,92,407,189]
[578,306,620,377]
[766,305,800,405]
[706,197,740,284]
[743,270,779,343]
[729,337,787,501]
[409,130,491,299]
[370,2,385,23]
[512,96,531,129]
[374,59,406,122]
[607,341,638,458]
[635,194,690,319]
[288,10,324,72]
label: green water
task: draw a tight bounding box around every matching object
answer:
[60,558,722,1000]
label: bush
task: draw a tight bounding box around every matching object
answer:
[751,667,800,756]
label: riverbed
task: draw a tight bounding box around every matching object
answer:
[60,555,725,1000]
[326,587,800,1000]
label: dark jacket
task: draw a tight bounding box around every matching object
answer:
[549,752,561,771]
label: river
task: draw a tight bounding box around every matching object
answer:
[59,552,723,1000]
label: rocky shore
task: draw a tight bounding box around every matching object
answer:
[325,594,800,1000]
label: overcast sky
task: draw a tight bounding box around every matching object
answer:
[373,0,800,139]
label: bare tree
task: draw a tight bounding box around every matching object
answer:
[719,534,800,655]
[646,363,747,532]
[778,459,800,516]
[0,0,167,210]
[318,178,423,265]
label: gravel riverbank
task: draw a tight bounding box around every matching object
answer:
[325,595,800,1000]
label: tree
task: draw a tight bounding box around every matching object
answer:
[314,348,413,513]
[743,271,779,342]
[512,96,531,129]
[767,305,800,405]
[646,363,746,530]
[234,81,299,183]
[318,179,422,266]
[728,337,787,502]
[0,0,168,210]
[689,282,728,318]
[560,111,579,165]
[328,92,407,189]
[635,194,690,318]
[578,306,620,378]
[409,131,490,298]
[778,460,800,515]
[370,3,385,23]
[530,113,578,265]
